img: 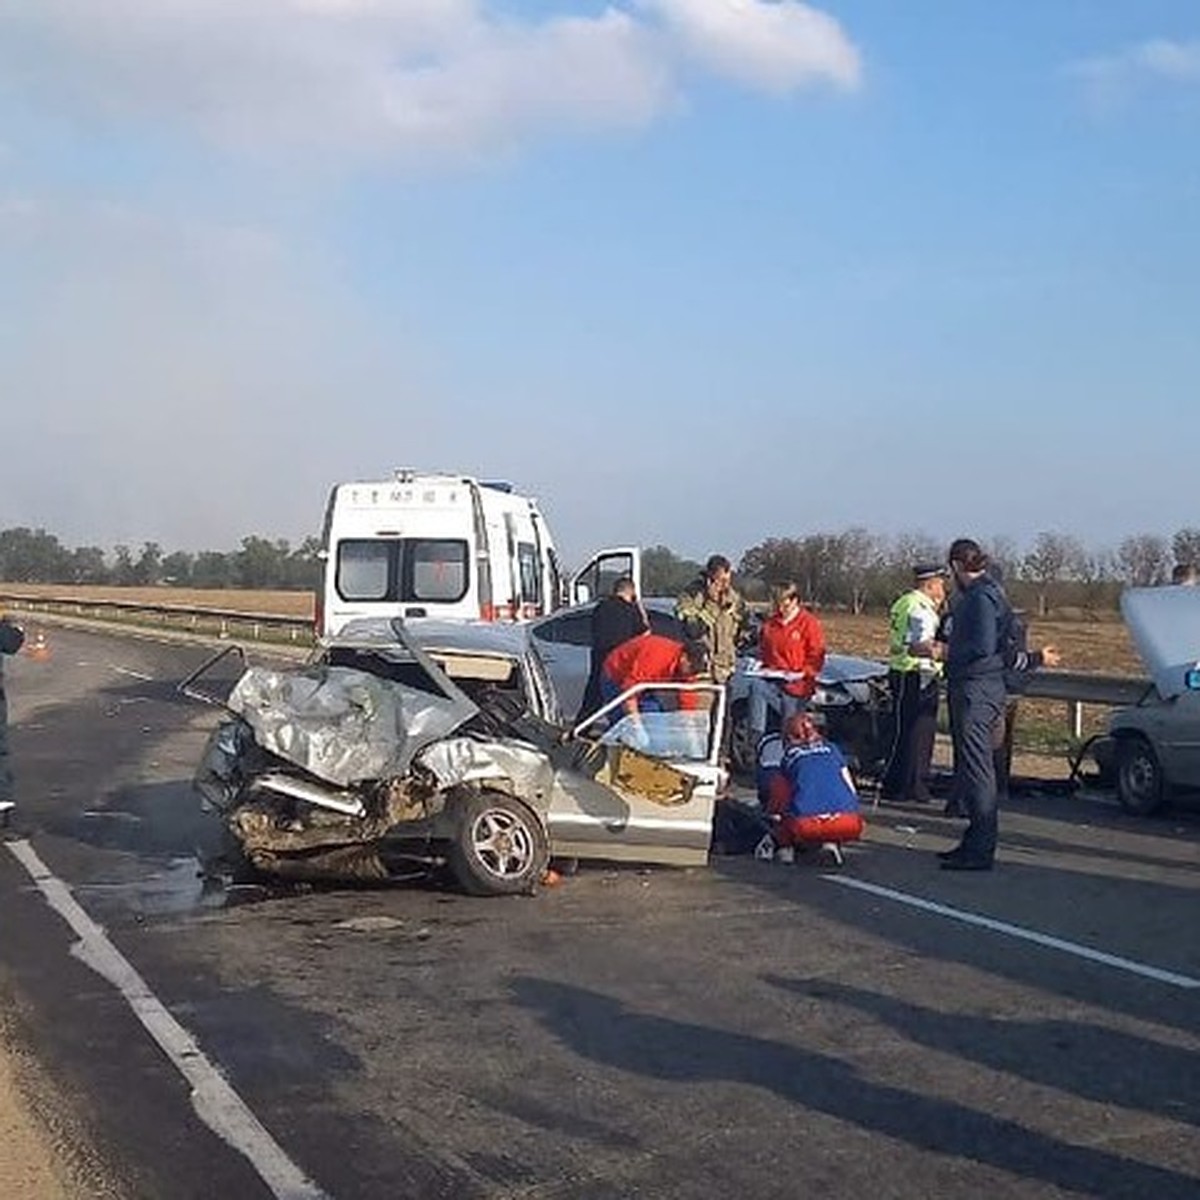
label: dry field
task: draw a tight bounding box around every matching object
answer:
[0,584,315,619]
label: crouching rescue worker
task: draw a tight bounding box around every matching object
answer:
[1,612,26,820]
[756,713,863,866]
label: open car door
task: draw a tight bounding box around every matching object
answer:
[545,681,726,867]
[569,547,641,607]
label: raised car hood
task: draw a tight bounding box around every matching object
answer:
[1120,586,1200,700]
[228,665,479,788]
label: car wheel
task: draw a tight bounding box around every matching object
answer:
[448,791,549,896]
[1115,737,1166,816]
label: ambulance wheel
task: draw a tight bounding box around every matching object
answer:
[449,791,549,897]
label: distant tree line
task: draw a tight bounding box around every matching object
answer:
[641,526,1200,616]
[3,525,1198,615]
[0,527,322,591]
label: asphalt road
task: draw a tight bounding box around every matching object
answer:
[1,625,1198,1199]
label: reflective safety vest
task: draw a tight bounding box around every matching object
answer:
[888,589,942,676]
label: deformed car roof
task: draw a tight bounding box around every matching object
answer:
[1120,586,1200,700]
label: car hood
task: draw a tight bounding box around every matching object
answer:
[820,653,888,684]
[735,652,886,685]
[227,618,482,788]
[1120,586,1200,701]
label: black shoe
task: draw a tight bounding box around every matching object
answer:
[940,855,993,872]
[937,846,966,861]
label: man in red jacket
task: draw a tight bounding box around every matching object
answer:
[600,634,709,716]
[747,583,826,746]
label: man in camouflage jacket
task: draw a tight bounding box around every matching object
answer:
[676,555,746,685]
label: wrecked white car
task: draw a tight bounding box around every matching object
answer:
[187,619,727,895]
[1093,586,1200,815]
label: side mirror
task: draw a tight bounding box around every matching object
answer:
[574,583,591,605]
[1185,665,1200,691]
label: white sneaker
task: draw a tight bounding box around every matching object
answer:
[820,842,844,867]
[775,845,795,865]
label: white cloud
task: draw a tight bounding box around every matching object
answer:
[0,0,862,163]
[645,0,862,93]
[1067,37,1200,108]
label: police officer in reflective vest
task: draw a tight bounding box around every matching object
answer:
[880,565,947,804]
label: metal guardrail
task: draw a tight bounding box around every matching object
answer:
[0,590,314,644]
[1021,670,1152,708]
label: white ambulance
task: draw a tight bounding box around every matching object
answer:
[316,471,639,640]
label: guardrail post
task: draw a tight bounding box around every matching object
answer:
[1068,701,1083,741]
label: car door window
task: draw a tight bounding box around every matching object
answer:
[535,612,593,647]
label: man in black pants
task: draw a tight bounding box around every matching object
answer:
[576,577,649,724]
[880,564,946,803]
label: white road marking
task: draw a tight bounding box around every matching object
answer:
[825,874,1200,990]
[6,840,329,1200]
[110,664,154,681]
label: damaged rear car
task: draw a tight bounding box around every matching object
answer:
[186,619,727,895]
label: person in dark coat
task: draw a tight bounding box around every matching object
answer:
[0,613,26,817]
[937,539,1010,869]
[576,576,649,722]
[936,539,1055,871]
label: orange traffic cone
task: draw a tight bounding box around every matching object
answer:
[26,628,51,662]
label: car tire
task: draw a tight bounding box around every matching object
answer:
[729,700,758,777]
[1115,736,1166,816]
[448,790,549,897]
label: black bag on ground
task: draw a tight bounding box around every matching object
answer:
[710,799,771,856]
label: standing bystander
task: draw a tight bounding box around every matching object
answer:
[676,555,746,685]
[577,576,649,723]
[746,582,826,745]
[0,612,26,821]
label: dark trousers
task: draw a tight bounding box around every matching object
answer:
[948,676,1006,862]
[881,671,939,801]
[577,662,604,725]
[992,698,1019,800]
[0,683,12,803]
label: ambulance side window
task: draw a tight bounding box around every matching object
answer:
[518,543,542,607]
[337,540,391,601]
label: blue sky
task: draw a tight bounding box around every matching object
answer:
[1,1,1197,565]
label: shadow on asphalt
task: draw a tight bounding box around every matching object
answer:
[711,843,1200,1037]
[766,976,1200,1128]
[511,976,1200,1198]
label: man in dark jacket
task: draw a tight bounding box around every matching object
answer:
[933,540,1057,870]
[577,576,649,722]
[936,540,1015,870]
[0,613,26,819]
